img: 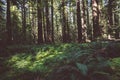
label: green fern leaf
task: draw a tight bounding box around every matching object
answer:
[76,63,88,76]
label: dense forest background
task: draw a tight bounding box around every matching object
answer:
[0,0,120,45]
[0,0,120,80]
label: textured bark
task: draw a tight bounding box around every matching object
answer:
[6,0,12,45]
[37,0,43,44]
[82,0,87,42]
[45,0,51,43]
[22,0,26,42]
[43,8,47,42]
[76,0,82,43]
[51,0,54,43]
[108,0,113,27]
[62,0,67,43]
[92,0,101,40]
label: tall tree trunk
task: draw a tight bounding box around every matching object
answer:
[86,0,91,41]
[66,12,70,42]
[37,0,43,44]
[28,0,32,43]
[62,0,67,43]
[51,0,54,43]
[43,8,47,43]
[108,0,113,27]
[108,0,114,39]
[6,0,12,45]
[76,0,82,43]
[45,0,51,43]
[22,0,26,43]
[92,0,101,40]
[81,0,87,42]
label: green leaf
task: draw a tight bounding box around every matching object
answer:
[76,63,88,76]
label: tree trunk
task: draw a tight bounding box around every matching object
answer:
[92,0,101,40]
[22,0,26,43]
[66,12,70,42]
[45,0,51,43]
[76,0,82,43]
[51,0,54,43]
[6,0,12,45]
[86,0,91,41]
[81,0,87,42]
[37,0,43,44]
[108,0,113,27]
[62,0,67,43]
[43,8,47,43]
[108,0,113,39]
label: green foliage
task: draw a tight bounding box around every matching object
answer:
[0,42,120,80]
[76,63,88,76]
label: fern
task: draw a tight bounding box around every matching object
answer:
[76,63,88,76]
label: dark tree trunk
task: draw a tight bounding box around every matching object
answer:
[107,0,114,39]
[82,0,87,42]
[66,13,70,42]
[86,0,91,41]
[45,0,51,43]
[51,0,54,43]
[108,0,113,27]
[62,0,67,43]
[92,0,101,40]
[6,0,12,45]
[22,0,26,43]
[43,8,47,43]
[37,0,43,44]
[76,0,82,43]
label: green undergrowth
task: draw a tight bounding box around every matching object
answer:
[0,42,120,80]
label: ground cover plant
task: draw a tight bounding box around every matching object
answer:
[0,42,120,80]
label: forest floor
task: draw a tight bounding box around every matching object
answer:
[0,42,120,80]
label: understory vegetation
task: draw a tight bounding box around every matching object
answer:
[0,42,120,80]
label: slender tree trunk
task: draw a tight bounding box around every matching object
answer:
[76,0,82,43]
[6,0,12,45]
[28,0,32,43]
[43,8,47,43]
[81,0,87,42]
[92,0,101,40]
[22,0,26,43]
[86,0,91,41]
[51,0,54,43]
[37,0,43,44]
[62,0,67,43]
[66,12,70,42]
[108,0,114,39]
[108,0,113,27]
[45,0,51,43]
[31,5,35,43]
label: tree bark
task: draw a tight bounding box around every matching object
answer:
[108,0,113,27]
[92,0,101,40]
[81,0,87,42]
[76,0,82,43]
[37,0,43,44]
[45,0,51,43]
[51,0,54,43]
[22,0,26,43]
[107,0,115,39]
[62,0,67,43]
[6,0,12,45]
